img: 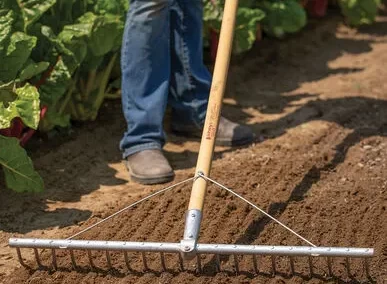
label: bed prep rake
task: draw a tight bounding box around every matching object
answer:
[9,0,374,278]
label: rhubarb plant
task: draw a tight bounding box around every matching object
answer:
[0,2,47,192]
[203,0,265,53]
[338,0,381,26]
[0,84,44,193]
[257,0,307,38]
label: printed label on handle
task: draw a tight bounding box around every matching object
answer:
[206,103,219,140]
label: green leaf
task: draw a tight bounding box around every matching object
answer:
[0,10,14,54]
[39,108,70,132]
[0,2,24,31]
[234,8,265,54]
[0,83,40,129]
[0,88,16,104]
[203,1,265,53]
[339,0,381,26]
[258,0,307,38]
[92,0,129,17]
[19,60,49,81]
[0,135,43,193]
[81,53,104,72]
[59,12,123,56]
[88,14,122,56]
[0,31,37,83]
[17,0,57,28]
[39,56,72,107]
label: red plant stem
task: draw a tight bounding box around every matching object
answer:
[20,106,48,147]
[34,55,61,89]
[20,129,36,147]
[11,118,24,138]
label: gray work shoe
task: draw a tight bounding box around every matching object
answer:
[172,116,255,146]
[125,149,174,185]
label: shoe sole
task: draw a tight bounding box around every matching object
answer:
[125,161,175,185]
[130,172,175,185]
[215,134,255,147]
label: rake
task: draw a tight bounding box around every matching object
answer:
[9,0,374,279]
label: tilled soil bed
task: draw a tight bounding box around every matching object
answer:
[1,12,387,284]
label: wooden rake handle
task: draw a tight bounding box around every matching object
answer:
[188,0,239,211]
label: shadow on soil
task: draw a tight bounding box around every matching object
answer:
[1,12,386,239]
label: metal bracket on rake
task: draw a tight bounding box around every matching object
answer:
[9,174,374,278]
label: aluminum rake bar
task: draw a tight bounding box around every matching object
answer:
[9,238,374,258]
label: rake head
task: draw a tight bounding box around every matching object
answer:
[9,238,373,279]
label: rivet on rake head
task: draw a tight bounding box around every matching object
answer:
[308,256,314,277]
[124,252,130,271]
[69,250,77,269]
[345,257,351,277]
[215,254,221,272]
[252,255,259,275]
[51,249,57,270]
[196,254,202,273]
[234,255,239,275]
[271,256,276,275]
[178,253,184,271]
[87,250,95,269]
[16,248,26,267]
[34,248,42,267]
[289,256,295,275]
[160,252,166,271]
[106,250,112,269]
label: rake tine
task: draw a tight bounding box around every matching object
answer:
[106,250,112,270]
[326,257,332,277]
[196,254,202,273]
[178,253,184,271]
[364,258,371,278]
[124,252,130,271]
[215,254,221,272]
[345,257,351,277]
[271,256,276,275]
[160,252,166,271]
[69,250,77,269]
[141,252,148,271]
[252,255,259,275]
[51,249,57,270]
[16,248,26,267]
[289,256,295,275]
[327,257,333,277]
[33,248,42,267]
[87,250,95,269]
[308,256,314,277]
[234,255,239,275]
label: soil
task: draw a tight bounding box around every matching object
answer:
[1,10,387,284]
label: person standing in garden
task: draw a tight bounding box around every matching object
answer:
[120,0,254,185]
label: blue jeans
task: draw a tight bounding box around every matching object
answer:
[120,0,212,158]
